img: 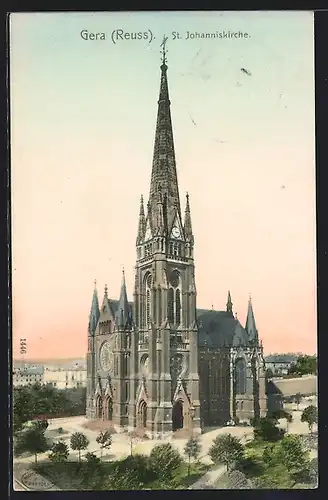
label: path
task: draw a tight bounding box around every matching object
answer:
[189,464,226,489]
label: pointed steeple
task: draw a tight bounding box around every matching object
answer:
[88,280,100,336]
[136,195,146,244]
[245,294,259,344]
[183,192,194,242]
[226,290,233,314]
[148,36,181,234]
[116,268,132,329]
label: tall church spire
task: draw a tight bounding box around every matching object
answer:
[245,294,259,344]
[116,269,132,329]
[88,280,100,335]
[136,195,146,244]
[148,36,181,234]
[226,290,233,314]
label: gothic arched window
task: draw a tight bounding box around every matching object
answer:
[123,354,128,376]
[143,273,152,327]
[168,288,174,324]
[176,289,181,326]
[146,290,150,326]
[235,358,247,395]
[158,288,162,326]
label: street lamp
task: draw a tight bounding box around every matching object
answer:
[189,405,195,437]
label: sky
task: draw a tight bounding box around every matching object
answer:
[10,11,316,359]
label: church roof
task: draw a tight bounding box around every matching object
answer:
[104,302,250,348]
[197,309,249,348]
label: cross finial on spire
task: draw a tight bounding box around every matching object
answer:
[104,284,108,297]
[94,279,97,288]
[160,35,168,65]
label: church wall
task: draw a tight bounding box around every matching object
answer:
[199,348,230,427]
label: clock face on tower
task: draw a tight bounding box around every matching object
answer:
[99,340,114,373]
[172,226,181,239]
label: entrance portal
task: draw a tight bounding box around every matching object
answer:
[138,400,147,428]
[105,397,113,420]
[172,400,184,431]
[96,396,103,419]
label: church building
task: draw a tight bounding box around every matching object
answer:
[86,45,267,436]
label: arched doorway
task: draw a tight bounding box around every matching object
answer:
[172,400,184,431]
[138,400,147,428]
[96,396,103,419]
[105,397,113,421]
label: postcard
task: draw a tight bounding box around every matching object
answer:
[10,11,317,491]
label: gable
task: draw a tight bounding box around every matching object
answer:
[99,298,116,322]
[170,212,184,239]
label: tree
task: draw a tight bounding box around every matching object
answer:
[14,426,50,464]
[285,412,293,432]
[301,405,318,433]
[13,387,32,434]
[70,432,89,462]
[183,437,201,476]
[149,443,182,480]
[265,368,274,379]
[277,435,308,472]
[49,440,69,463]
[288,355,316,376]
[209,434,244,471]
[96,430,112,459]
[252,417,285,442]
[295,393,302,410]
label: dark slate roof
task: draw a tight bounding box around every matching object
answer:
[196,309,249,348]
[108,299,133,315]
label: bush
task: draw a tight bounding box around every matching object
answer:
[252,417,285,442]
[49,440,69,463]
[235,456,264,477]
[226,470,252,489]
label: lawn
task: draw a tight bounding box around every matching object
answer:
[35,459,209,490]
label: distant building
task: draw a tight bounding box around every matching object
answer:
[13,365,44,386]
[43,367,87,389]
[265,355,298,376]
[266,375,317,414]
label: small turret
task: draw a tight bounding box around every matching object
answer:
[184,192,194,243]
[136,195,146,244]
[226,290,233,314]
[245,294,259,344]
[116,269,132,330]
[88,280,100,336]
